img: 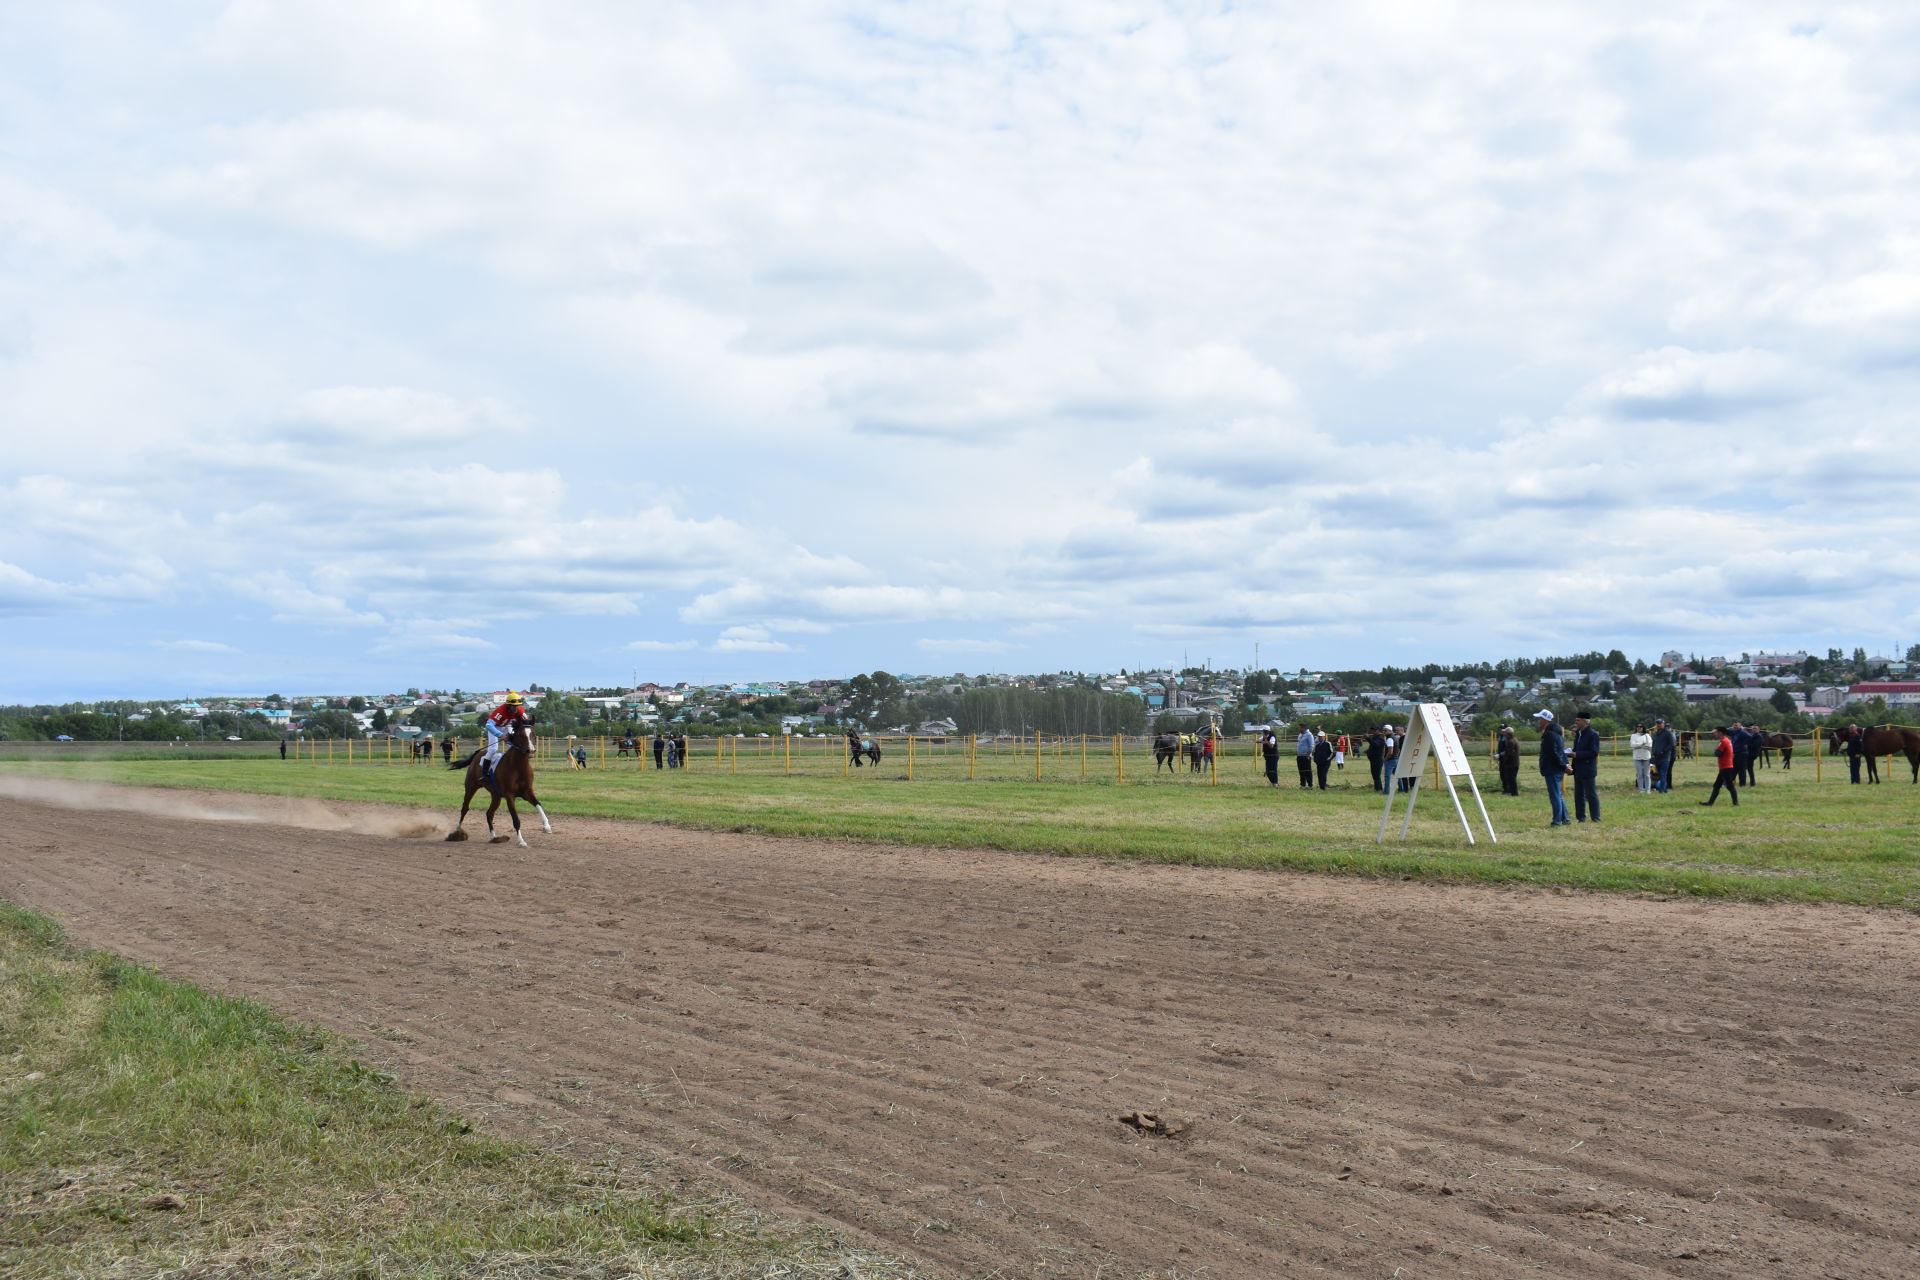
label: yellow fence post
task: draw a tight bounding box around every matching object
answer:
[1034,733,1042,782]
[908,734,915,781]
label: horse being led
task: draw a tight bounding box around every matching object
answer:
[1827,726,1920,784]
[446,720,552,846]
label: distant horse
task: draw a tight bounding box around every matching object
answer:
[1679,730,1698,761]
[412,738,434,761]
[847,736,881,767]
[616,736,639,758]
[447,720,551,847]
[1153,732,1178,773]
[1760,732,1795,769]
[1827,726,1920,784]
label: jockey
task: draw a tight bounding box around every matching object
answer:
[483,691,530,779]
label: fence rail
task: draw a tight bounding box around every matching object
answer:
[260,728,1884,788]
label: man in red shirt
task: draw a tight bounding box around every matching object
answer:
[1700,725,1739,807]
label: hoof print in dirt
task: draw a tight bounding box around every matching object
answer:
[1119,1111,1186,1138]
[142,1193,188,1211]
[444,830,469,842]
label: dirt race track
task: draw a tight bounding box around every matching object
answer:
[4,786,1919,1279]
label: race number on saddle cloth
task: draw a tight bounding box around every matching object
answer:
[483,691,530,780]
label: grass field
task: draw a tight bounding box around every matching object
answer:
[4,739,1916,907]
[0,902,910,1279]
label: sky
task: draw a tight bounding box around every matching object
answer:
[5,2,1920,702]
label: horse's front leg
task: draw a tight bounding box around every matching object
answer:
[505,795,527,847]
[486,794,506,842]
[526,790,552,834]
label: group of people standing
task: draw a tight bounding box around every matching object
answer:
[1255,727,1348,788]
[649,730,689,769]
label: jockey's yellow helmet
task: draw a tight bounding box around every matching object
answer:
[505,690,524,705]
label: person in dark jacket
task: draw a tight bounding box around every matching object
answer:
[1730,722,1754,788]
[1365,729,1386,792]
[1312,731,1334,789]
[1535,709,1569,826]
[1570,710,1601,823]
[1845,723,1865,783]
[1259,729,1280,786]
[1701,726,1739,806]
[1650,719,1675,792]
[652,731,665,769]
[1496,725,1520,795]
[1295,726,1315,788]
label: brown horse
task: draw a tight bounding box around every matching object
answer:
[1760,732,1795,769]
[446,720,552,845]
[1826,726,1920,784]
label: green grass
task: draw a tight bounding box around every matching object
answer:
[0,903,911,1279]
[5,740,1917,907]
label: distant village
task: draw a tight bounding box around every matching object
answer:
[8,645,1920,743]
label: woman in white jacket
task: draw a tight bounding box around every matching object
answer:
[1630,723,1654,792]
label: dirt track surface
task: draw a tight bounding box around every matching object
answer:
[4,788,1919,1279]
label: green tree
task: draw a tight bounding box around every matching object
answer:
[347,696,368,712]
[303,709,361,739]
[1769,687,1797,716]
[408,702,449,733]
[370,708,390,731]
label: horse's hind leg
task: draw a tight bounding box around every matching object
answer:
[486,794,506,841]
[447,784,477,842]
[505,796,527,848]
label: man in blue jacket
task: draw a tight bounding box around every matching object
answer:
[1649,719,1676,792]
[1570,709,1601,823]
[1535,709,1569,827]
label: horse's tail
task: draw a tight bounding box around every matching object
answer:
[450,750,481,772]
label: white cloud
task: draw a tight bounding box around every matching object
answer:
[5,3,1920,695]
[713,625,795,654]
[152,639,239,654]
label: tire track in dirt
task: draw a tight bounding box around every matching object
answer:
[3,789,1918,1278]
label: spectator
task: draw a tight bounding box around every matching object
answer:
[1365,729,1386,792]
[1295,725,1315,788]
[652,731,665,769]
[1313,731,1334,789]
[1334,732,1349,771]
[1496,725,1520,796]
[1201,729,1216,775]
[1845,723,1865,784]
[1701,726,1739,806]
[1730,721,1755,788]
[279,739,287,761]
[675,733,689,769]
[1570,710,1601,823]
[1259,728,1280,786]
[1535,709,1570,827]
[1630,723,1653,793]
[1650,719,1675,793]
[1382,725,1401,793]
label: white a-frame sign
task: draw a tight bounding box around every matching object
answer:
[1377,703,1498,846]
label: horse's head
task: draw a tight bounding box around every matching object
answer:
[512,719,536,753]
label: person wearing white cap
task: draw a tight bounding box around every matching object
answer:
[1535,709,1570,827]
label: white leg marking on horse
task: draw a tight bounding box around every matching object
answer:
[536,804,551,834]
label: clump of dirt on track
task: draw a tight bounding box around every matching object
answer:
[5,787,1919,1279]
